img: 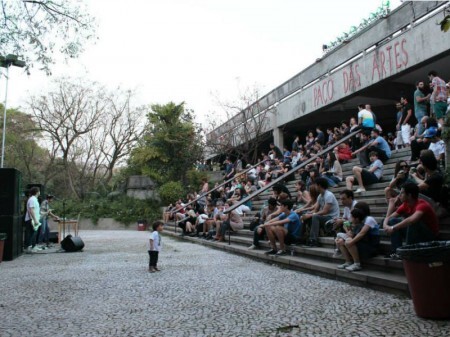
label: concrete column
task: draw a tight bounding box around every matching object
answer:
[272,127,284,150]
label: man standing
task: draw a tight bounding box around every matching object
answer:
[303,178,340,247]
[428,70,448,126]
[398,96,415,147]
[394,102,404,149]
[315,126,325,145]
[24,187,41,253]
[223,158,235,186]
[269,143,283,160]
[38,195,59,249]
[383,183,439,258]
[414,81,430,135]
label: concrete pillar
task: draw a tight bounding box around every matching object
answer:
[272,127,284,150]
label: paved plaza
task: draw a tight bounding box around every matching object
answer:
[1,230,449,337]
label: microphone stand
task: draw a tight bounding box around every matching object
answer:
[62,199,66,244]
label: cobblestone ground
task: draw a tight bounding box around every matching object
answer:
[1,230,449,337]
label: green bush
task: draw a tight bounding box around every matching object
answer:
[51,196,162,225]
[186,169,207,192]
[158,181,185,205]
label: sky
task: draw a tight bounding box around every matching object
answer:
[4,0,402,129]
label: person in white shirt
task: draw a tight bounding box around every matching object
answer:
[346,151,383,194]
[24,187,41,253]
[424,127,445,162]
[148,221,164,273]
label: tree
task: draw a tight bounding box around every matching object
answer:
[29,78,106,198]
[28,78,146,198]
[0,0,96,74]
[205,85,272,164]
[130,102,204,185]
[0,104,46,183]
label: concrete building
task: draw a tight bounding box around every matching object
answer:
[206,1,450,159]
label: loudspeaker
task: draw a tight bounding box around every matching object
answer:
[0,215,23,261]
[61,234,84,252]
[0,168,22,216]
[49,231,58,243]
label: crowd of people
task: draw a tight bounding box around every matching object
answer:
[163,70,449,272]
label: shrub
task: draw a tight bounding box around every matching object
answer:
[52,196,161,225]
[158,181,185,205]
[185,169,207,192]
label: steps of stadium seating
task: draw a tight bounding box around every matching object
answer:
[163,224,409,294]
[164,147,448,295]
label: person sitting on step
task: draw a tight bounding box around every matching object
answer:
[410,150,444,204]
[248,197,279,250]
[258,199,301,256]
[346,151,383,194]
[336,202,380,272]
[383,182,439,259]
[384,160,414,217]
[302,178,340,247]
[352,128,391,167]
[214,200,243,242]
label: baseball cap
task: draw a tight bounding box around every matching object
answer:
[424,127,438,138]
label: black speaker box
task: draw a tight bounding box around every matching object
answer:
[61,234,84,252]
[0,168,22,216]
[0,215,23,261]
[49,231,58,243]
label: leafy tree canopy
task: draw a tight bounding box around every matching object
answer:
[0,0,97,74]
[130,102,204,185]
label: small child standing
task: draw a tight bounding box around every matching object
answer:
[148,221,164,273]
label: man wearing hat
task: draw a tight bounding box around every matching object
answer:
[424,127,445,162]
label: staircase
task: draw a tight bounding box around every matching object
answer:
[163,147,450,295]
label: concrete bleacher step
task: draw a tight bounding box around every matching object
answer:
[228,233,400,265]
[163,225,408,294]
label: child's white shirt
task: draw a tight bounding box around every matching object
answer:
[147,231,162,251]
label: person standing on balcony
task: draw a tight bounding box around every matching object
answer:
[269,143,283,160]
[428,70,447,126]
[414,81,430,135]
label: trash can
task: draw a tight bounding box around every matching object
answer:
[137,221,145,231]
[397,241,450,319]
[0,233,6,263]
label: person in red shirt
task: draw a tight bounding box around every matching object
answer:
[383,182,439,259]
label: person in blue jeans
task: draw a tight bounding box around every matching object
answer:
[38,195,59,248]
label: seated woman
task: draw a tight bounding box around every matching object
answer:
[163,202,176,223]
[214,200,244,242]
[384,160,413,217]
[410,150,444,204]
[178,210,197,236]
[258,171,272,189]
[295,180,311,208]
[336,202,380,271]
[296,183,319,215]
[320,152,343,188]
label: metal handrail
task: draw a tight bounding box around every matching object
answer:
[170,158,268,215]
[224,129,362,214]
